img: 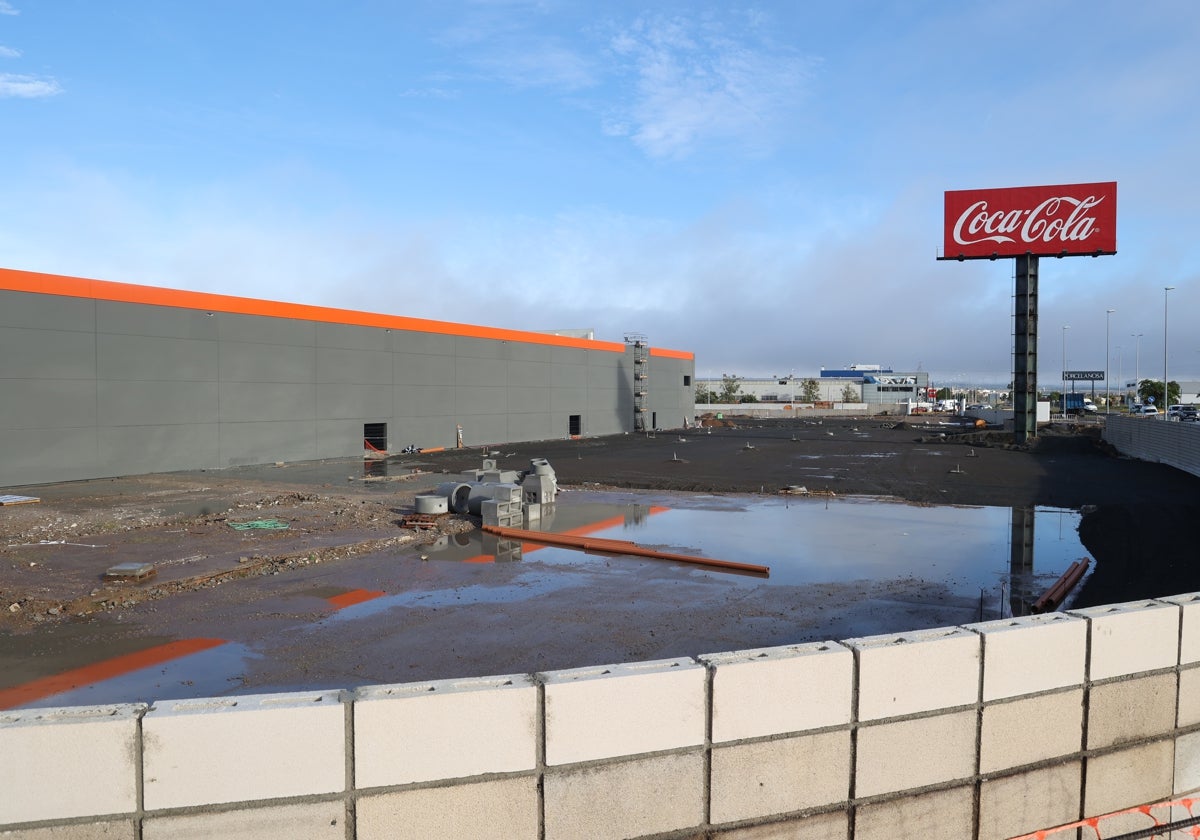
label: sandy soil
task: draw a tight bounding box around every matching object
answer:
[1,416,1197,703]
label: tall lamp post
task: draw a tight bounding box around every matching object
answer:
[1132,333,1143,404]
[1062,325,1070,411]
[1116,345,1122,409]
[1164,286,1176,418]
[1105,308,1115,412]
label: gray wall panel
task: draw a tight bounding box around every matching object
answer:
[391,331,454,357]
[219,382,315,422]
[395,386,454,418]
[457,414,509,445]
[1,380,97,429]
[1,427,98,486]
[551,364,588,388]
[0,327,97,380]
[316,322,390,352]
[316,348,392,384]
[97,424,220,475]
[506,361,552,388]
[551,347,589,366]
[551,388,589,413]
[217,313,316,346]
[219,341,316,384]
[506,342,553,363]
[96,334,217,382]
[98,381,219,426]
[220,420,318,466]
[0,291,94,332]
[505,387,551,413]
[455,387,510,416]
[315,383,394,420]
[506,412,554,441]
[394,353,454,386]
[316,419,371,459]
[96,301,220,341]
[454,356,509,388]
[454,337,507,360]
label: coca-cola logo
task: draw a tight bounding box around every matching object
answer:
[952,194,1106,247]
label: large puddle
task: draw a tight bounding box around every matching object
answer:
[0,492,1086,710]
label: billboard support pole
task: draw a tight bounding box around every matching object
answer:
[1013,254,1038,443]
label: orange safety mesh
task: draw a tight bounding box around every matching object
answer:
[1009,797,1200,839]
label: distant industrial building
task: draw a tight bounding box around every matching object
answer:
[0,268,695,486]
[696,365,931,405]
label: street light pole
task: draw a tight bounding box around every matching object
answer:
[1164,286,1176,418]
[1105,309,1115,412]
[1132,333,1143,403]
[1062,325,1070,412]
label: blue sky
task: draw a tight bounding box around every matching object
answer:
[2,1,1199,386]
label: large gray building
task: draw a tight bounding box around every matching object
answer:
[0,268,695,486]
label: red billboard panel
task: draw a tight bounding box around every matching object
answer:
[943,182,1116,260]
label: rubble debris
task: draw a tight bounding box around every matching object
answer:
[104,562,158,583]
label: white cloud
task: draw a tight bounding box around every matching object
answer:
[606,14,816,159]
[0,2,18,16]
[0,72,62,98]
[0,46,20,58]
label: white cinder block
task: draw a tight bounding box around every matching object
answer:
[544,752,704,840]
[0,704,143,824]
[143,690,345,810]
[855,710,976,797]
[1177,731,1200,795]
[354,674,536,787]
[980,690,1084,773]
[966,613,1086,701]
[847,627,979,721]
[978,761,1081,840]
[357,777,538,840]
[542,658,704,765]
[855,784,974,840]
[1085,739,1175,818]
[1161,593,1200,665]
[1180,666,1200,727]
[1069,600,1179,680]
[701,642,852,743]
[704,811,847,839]
[0,822,134,839]
[709,731,850,823]
[142,801,345,840]
[1087,672,1177,750]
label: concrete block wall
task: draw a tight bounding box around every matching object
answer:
[8,596,1200,839]
[1104,414,1200,479]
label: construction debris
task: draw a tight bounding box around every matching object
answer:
[0,495,40,506]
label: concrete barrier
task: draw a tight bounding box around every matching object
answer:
[1104,414,1200,479]
[6,596,1200,839]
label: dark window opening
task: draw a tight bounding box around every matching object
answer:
[364,422,388,452]
[568,415,582,436]
[684,375,691,386]
[651,411,657,430]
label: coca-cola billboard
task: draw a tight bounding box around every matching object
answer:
[943,181,1117,260]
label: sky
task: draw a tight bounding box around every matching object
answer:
[2,1,1199,388]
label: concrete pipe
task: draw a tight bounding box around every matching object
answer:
[435,482,473,514]
[414,494,449,515]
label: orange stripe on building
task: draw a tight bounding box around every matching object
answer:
[650,347,694,360]
[0,267,634,354]
[0,638,226,710]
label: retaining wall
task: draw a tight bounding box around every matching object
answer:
[1104,414,1200,480]
[6,595,1200,839]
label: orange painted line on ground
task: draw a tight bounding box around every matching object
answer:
[326,589,385,610]
[0,638,226,710]
[0,267,630,354]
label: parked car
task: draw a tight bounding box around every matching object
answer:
[1168,405,1199,421]
[1130,404,1160,416]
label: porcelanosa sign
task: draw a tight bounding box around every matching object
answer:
[943,181,1117,259]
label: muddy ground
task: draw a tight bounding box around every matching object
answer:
[1,417,1198,706]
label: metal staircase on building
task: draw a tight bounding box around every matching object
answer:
[625,334,649,432]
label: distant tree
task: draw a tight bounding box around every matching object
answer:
[840,384,860,403]
[1138,379,1180,406]
[799,378,821,402]
[716,374,743,404]
[935,387,953,400]
[738,394,759,403]
[694,383,715,404]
